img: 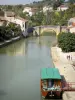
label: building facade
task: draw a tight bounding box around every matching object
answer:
[68,17,75,33]
[43,6,53,13]
[23,7,37,16]
[0,11,28,32]
[57,5,68,11]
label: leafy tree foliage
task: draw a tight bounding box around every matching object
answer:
[58,32,75,52]
[7,23,22,37]
[44,4,75,26]
[53,0,65,10]
[0,23,21,42]
[0,26,12,41]
[69,0,75,4]
[0,1,74,27]
[29,11,45,26]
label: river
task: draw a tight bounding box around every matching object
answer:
[0,36,57,100]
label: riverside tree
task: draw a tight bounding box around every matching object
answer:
[0,22,22,42]
[58,32,75,52]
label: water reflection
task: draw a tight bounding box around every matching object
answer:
[0,36,56,56]
[0,39,27,56]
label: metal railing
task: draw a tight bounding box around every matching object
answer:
[62,82,75,91]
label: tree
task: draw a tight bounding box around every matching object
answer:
[19,12,30,19]
[69,0,75,4]
[53,0,65,10]
[0,26,12,40]
[7,22,22,37]
[0,22,22,42]
[29,11,45,26]
[58,32,75,52]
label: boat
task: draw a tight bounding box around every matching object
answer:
[40,67,62,99]
[40,67,75,99]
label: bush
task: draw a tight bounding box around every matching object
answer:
[8,23,22,37]
[58,32,75,52]
[0,23,22,42]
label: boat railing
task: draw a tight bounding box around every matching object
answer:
[61,82,75,91]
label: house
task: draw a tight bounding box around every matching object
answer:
[43,6,53,13]
[23,7,32,16]
[57,5,68,11]
[68,17,75,27]
[23,7,37,16]
[4,11,15,22]
[0,11,7,26]
[31,8,38,15]
[67,17,75,33]
[23,7,31,13]
[14,16,28,32]
[0,11,28,32]
[0,16,7,26]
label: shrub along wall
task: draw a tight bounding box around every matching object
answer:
[0,23,22,42]
[57,32,75,52]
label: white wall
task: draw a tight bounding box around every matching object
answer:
[5,16,26,31]
[23,7,34,16]
[43,6,49,13]
[70,27,75,33]
[43,6,53,13]
[14,18,26,31]
[3,12,27,31]
[57,7,68,11]
[5,17,15,23]
[23,7,31,13]
[0,21,4,26]
[29,12,33,16]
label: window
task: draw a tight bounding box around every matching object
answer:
[42,80,47,88]
[25,22,27,28]
[48,79,54,88]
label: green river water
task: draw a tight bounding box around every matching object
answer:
[0,36,57,100]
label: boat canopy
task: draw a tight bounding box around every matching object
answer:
[41,68,61,80]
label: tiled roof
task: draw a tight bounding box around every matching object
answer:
[0,16,6,21]
[59,5,68,8]
[5,11,15,17]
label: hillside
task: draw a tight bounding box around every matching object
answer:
[0,0,75,27]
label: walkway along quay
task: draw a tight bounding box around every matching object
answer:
[51,46,75,100]
[0,36,21,48]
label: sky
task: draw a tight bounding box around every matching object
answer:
[0,0,68,5]
[0,0,41,5]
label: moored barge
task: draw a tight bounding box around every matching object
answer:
[40,67,75,99]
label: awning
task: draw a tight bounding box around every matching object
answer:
[41,67,61,80]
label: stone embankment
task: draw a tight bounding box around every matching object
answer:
[0,36,21,48]
[51,46,75,100]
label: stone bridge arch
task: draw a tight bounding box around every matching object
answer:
[40,28,56,36]
[33,26,61,36]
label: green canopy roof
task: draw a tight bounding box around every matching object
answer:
[41,67,61,80]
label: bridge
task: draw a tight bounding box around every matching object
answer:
[33,25,67,36]
[22,25,67,37]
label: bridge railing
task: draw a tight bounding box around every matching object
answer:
[34,25,60,28]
